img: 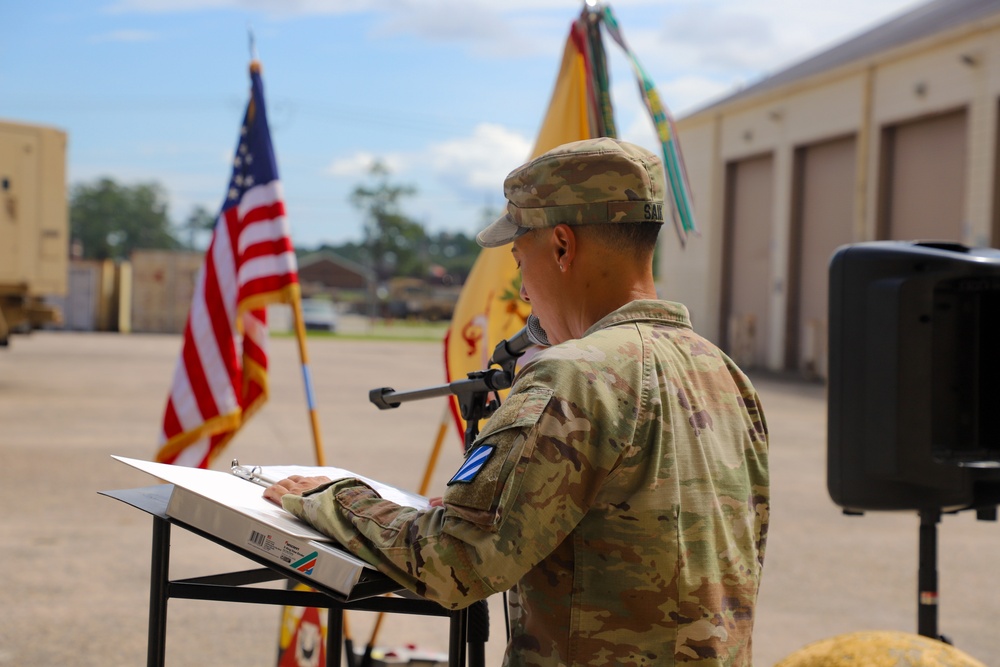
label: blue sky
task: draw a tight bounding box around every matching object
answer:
[2,0,922,248]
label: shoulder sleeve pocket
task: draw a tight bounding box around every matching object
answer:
[443,386,553,529]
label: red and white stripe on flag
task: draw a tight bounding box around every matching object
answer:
[156,63,298,468]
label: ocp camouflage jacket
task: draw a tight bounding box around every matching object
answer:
[283,299,769,666]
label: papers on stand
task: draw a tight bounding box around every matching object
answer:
[255,465,431,511]
[111,456,426,598]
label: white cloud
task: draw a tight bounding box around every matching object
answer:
[88,29,157,42]
[325,151,407,178]
[368,1,556,57]
[609,1,921,94]
[106,0,625,16]
[101,0,640,58]
[105,0,233,11]
[426,123,532,194]
[660,75,736,117]
[326,124,529,192]
[317,124,530,235]
[376,2,504,41]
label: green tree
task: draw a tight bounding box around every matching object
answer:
[350,162,428,281]
[70,178,180,260]
[181,205,217,251]
[426,230,479,281]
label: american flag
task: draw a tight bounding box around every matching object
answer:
[156,62,298,468]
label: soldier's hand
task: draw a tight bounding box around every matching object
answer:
[263,475,332,506]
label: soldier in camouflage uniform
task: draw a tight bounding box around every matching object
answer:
[266,137,769,666]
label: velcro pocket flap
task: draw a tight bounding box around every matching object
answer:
[443,387,554,527]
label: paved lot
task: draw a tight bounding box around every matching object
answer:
[1,331,998,666]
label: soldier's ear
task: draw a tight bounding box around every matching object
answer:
[551,224,577,267]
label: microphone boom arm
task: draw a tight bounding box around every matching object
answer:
[369,368,513,411]
[368,315,548,449]
[369,368,514,448]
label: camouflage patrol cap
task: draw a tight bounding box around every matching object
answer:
[477,137,665,248]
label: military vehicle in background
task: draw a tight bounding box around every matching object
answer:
[385,277,460,321]
[0,120,68,346]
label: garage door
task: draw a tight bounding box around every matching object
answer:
[881,109,967,242]
[723,153,774,369]
[789,136,857,379]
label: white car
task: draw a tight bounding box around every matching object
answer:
[300,299,338,332]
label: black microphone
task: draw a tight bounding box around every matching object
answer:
[489,314,551,369]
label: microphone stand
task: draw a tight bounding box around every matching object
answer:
[368,343,526,659]
[369,351,520,450]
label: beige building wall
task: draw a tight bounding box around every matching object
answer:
[660,120,723,336]
[662,11,1000,374]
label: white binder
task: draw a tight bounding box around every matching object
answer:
[112,456,423,598]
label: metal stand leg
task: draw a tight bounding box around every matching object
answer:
[917,509,941,640]
[466,600,489,667]
[443,600,490,667]
[148,516,171,667]
[327,608,343,667]
[449,608,468,667]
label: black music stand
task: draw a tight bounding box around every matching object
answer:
[102,485,488,667]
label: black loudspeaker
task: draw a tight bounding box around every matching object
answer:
[827,241,1000,512]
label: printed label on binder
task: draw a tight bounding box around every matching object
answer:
[244,527,316,576]
[247,529,278,554]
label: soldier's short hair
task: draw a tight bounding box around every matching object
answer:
[576,221,661,256]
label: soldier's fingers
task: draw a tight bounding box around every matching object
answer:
[263,483,288,505]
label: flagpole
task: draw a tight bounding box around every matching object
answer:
[289,291,326,466]
[417,404,451,496]
[248,25,258,62]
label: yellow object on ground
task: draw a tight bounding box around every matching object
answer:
[775,631,987,667]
